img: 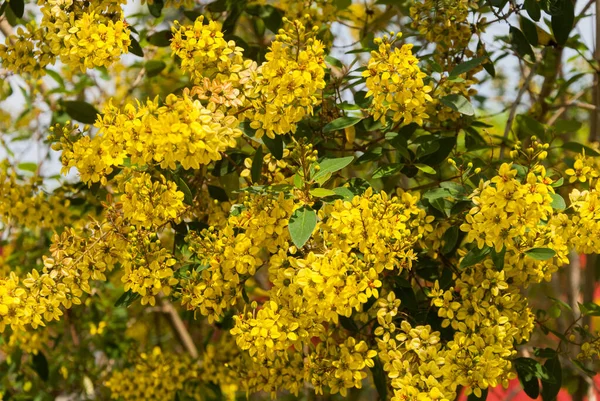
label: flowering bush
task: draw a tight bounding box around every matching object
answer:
[0,0,599,400]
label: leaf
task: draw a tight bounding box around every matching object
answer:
[541,357,562,401]
[515,357,552,399]
[550,193,566,210]
[372,164,403,179]
[440,94,475,116]
[63,101,99,124]
[525,248,556,261]
[207,185,229,202]
[332,187,355,201]
[309,188,337,198]
[262,134,284,160]
[554,120,582,133]
[339,316,359,332]
[17,162,37,173]
[147,30,172,47]
[312,156,354,182]
[491,246,506,271]
[288,205,317,248]
[114,290,141,307]
[460,246,491,269]
[551,0,574,46]
[448,56,486,78]
[467,388,488,401]
[525,0,541,20]
[0,1,9,17]
[172,175,194,205]
[562,142,600,156]
[323,116,363,133]
[32,352,49,381]
[441,226,459,255]
[509,26,535,60]
[579,301,600,316]
[8,0,23,18]
[251,146,263,183]
[128,36,144,57]
[415,164,436,175]
[145,60,166,78]
[520,17,539,46]
[370,357,388,401]
[517,114,546,140]
[148,0,164,17]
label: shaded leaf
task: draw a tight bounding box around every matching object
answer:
[510,26,535,60]
[323,116,363,133]
[114,290,141,307]
[251,146,263,183]
[32,352,49,381]
[449,56,486,78]
[63,101,99,124]
[145,60,166,78]
[460,246,491,269]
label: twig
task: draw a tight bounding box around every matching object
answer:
[160,297,199,359]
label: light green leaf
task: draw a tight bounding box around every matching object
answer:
[415,164,436,175]
[312,156,354,182]
[440,94,475,116]
[323,117,363,133]
[525,248,556,260]
[309,188,337,198]
[288,205,317,248]
[550,193,566,210]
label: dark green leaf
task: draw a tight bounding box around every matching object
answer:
[339,316,359,332]
[172,175,194,205]
[541,357,562,401]
[323,116,363,133]
[491,246,506,271]
[32,352,49,381]
[128,36,144,57]
[510,26,535,60]
[442,226,459,255]
[262,134,284,159]
[520,17,539,46]
[562,142,600,156]
[467,388,488,401]
[534,347,558,359]
[579,301,600,316]
[288,205,317,248]
[370,357,388,401]
[517,114,546,139]
[147,30,173,47]
[372,164,403,179]
[449,56,486,78]
[551,0,574,46]
[460,246,491,269]
[207,185,229,202]
[251,146,263,183]
[148,0,164,17]
[554,120,582,133]
[63,101,99,124]
[525,248,556,260]
[0,2,9,17]
[8,0,23,18]
[114,290,141,307]
[145,60,167,78]
[525,0,541,20]
[440,94,475,116]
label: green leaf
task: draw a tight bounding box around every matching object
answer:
[541,357,562,401]
[441,226,459,255]
[251,146,263,183]
[517,114,546,140]
[148,0,164,17]
[491,246,506,271]
[145,60,166,78]
[128,36,144,57]
[8,0,23,18]
[332,187,355,201]
[323,116,363,133]
[467,389,488,401]
[440,94,475,116]
[554,120,582,133]
[147,30,172,47]
[562,142,600,156]
[0,2,9,17]
[460,246,491,269]
[550,194,566,210]
[32,352,49,381]
[448,56,486,78]
[114,290,141,307]
[172,175,194,205]
[510,26,535,60]
[415,164,436,175]
[262,134,284,160]
[372,164,403,179]
[312,156,354,182]
[579,301,600,316]
[551,0,574,46]
[288,205,317,248]
[207,185,229,202]
[551,177,564,187]
[525,0,541,20]
[309,188,337,198]
[520,17,539,46]
[370,357,388,401]
[525,248,556,260]
[17,162,37,173]
[63,101,99,124]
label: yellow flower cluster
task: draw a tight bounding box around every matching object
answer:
[142,0,194,8]
[0,0,130,76]
[568,183,600,253]
[2,327,50,355]
[0,222,122,332]
[117,171,186,229]
[0,170,71,230]
[246,19,326,138]
[566,151,598,183]
[180,193,295,322]
[578,336,600,361]
[241,149,292,183]
[363,33,432,126]
[106,347,199,401]
[60,93,242,184]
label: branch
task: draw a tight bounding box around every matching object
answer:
[159,297,199,359]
